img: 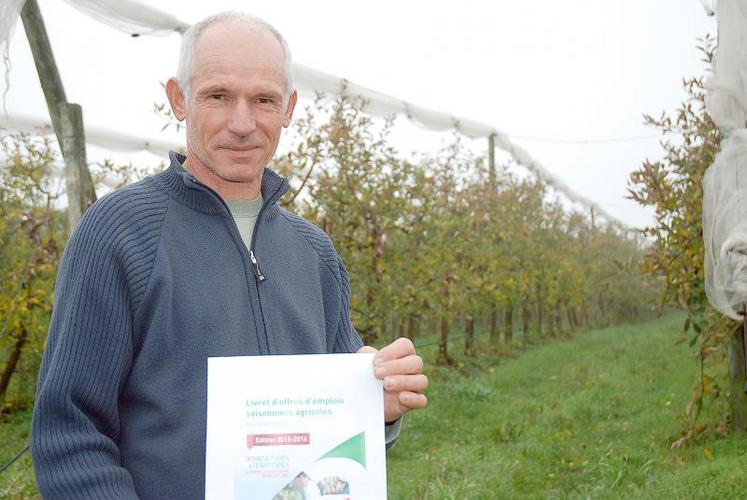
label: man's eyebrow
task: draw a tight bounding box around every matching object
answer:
[257,91,283,100]
[197,86,230,96]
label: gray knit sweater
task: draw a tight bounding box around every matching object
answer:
[31,152,364,499]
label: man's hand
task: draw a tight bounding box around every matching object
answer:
[358,337,428,423]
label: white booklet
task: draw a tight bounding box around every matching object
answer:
[205,353,387,499]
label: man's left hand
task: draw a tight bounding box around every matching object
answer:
[358,338,428,423]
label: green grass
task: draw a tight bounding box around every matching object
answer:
[387,314,747,499]
[3,314,746,499]
[0,409,35,499]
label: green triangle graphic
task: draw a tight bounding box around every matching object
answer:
[316,431,366,468]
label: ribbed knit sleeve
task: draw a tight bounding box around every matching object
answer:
[333,254,365,353]
[31,183,167,499]
[280,209,364,353]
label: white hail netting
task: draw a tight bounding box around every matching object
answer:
[703,0,747,320]
[61,0,189,35]
[292,63,612,227]
[4,0,627,230]
[698,0,718,16]
[0,0,27,112]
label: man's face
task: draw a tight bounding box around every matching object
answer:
[168,21,297,198]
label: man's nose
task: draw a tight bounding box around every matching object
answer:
[227,101,257,136]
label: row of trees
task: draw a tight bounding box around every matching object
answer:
[0,95,656,411]
[274,96,656,364]
[0,134,65,411]
[628,35,747,434]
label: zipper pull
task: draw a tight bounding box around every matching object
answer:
[249,250,267,282]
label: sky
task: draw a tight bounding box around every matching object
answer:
[2,0,717,229]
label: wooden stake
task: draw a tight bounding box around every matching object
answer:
[743,305,747,393]
[59,103,94,228]
[21,0,96,229]
[488,133,496,193]
[729,306,747,431]
[20,0,66,137]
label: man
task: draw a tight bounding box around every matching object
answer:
[31,11,427,499]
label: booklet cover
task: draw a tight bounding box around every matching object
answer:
[205,353,387,499]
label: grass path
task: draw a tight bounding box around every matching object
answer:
[3,314,746,498]
[387,314,747,499]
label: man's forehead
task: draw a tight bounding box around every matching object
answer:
[195,20,284,65]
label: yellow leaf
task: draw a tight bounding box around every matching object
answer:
[702,378,713,396]
[703,448,713,461]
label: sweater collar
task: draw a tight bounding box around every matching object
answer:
[225,195,263,218]
[155,151,290,214]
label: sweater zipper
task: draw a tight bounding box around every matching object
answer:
[185,172,280,283]
[184,171,283,356]
[249,250,266,282]
[247,180,285,282]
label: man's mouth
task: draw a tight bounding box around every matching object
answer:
[223,145,260,152]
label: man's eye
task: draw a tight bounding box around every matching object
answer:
[209,94,226,101]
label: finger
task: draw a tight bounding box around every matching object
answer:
[373,337,416,365]
[383,374,429,393]
[385,390,428,421]
[374,354,423,378]
[357,345,378,354]
[398,391,428,410]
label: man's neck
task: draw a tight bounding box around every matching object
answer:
[182,154,263,201]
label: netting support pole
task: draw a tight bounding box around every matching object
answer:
[488,133,496,193]
[743,304,747,393]
[728,305,747,431]
[21,0,96,230]
[58,103,95,229]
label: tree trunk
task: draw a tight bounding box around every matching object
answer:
[437,315,453,365]
[365,214,384,342]
[407,314,418,341]
[522,303,530,346]
[548,305,556,336]
[505,306,513,343]
[536,289,544,338]
[490,306,499,344]
[567,308,577,331]
[571,309,580,330]
[436,277,452,365]
[728,320,747,432]
[598,295,607,327]
[0,328,28,403]
[436,282,453,366]
[577,308,586,329]
[464,315,474,355]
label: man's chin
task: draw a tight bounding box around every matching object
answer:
[213,163,263,184]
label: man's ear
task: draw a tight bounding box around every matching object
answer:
[165,78,187,121]
[283,90,298,128]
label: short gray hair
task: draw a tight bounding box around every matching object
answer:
[176,11,294,102]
